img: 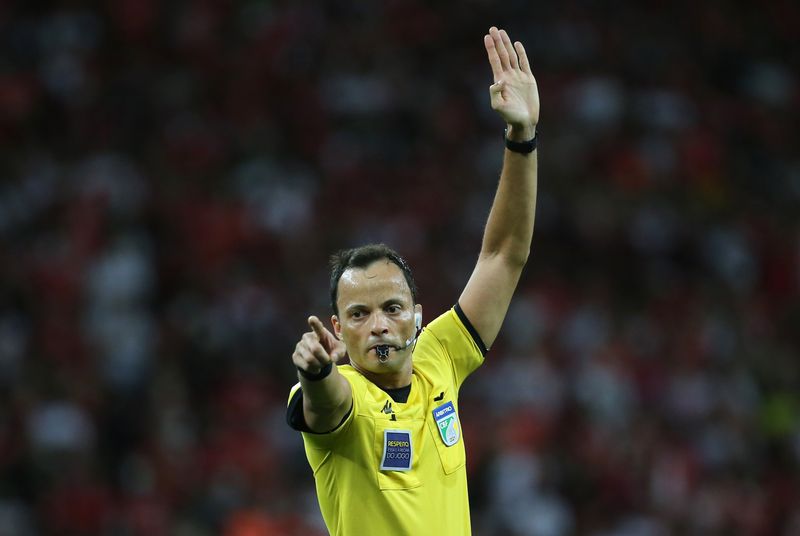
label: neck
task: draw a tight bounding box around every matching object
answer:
[352,357,413,390]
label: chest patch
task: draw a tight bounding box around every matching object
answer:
[380,430,413,471]
[432,401,460,447]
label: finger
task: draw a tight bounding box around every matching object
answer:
[490,27,510,71]
[309,339,332,364]
[499,29,518,69]
[308,316,330,341]
[484,34,502,81]
[301,332,333,362]
[294,346,324,373]
[293,346,316,370]
[299,333,331,365]
[330,340,346,362]
[514,41,532,74]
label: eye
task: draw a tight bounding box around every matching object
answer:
[351,310,364,319]
[386,304,401,314]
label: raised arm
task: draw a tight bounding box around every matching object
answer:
[458,27,540,349]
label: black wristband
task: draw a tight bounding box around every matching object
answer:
[297,362,333,381]
[504,128,538,154]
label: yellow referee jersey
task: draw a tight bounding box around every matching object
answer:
[287,305,486,535]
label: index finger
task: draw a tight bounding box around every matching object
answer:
[484,33,502,81]
[308,316,329,340]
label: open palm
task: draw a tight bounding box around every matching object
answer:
[484,27,540,131]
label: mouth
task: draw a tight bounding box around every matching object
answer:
[370,344,399,362]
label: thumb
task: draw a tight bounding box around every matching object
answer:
[489,80,505,109]
[330,339,347,363]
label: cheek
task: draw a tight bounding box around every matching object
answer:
[340,322,363,345]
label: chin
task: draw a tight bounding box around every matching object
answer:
[354,353,402,373]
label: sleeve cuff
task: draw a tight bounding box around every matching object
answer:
[454,302,489,356]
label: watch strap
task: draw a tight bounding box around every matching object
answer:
[504,128,538,154]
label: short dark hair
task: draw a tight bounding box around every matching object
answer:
[329,244,418,315]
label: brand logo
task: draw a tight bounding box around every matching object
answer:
[381,430,412,471]
[432,401,459,447]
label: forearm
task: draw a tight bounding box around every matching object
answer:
[300,367,352,431]
[454,27,539,347]
[480,124,538,265]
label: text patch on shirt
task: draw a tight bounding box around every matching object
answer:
[432,401,460,447]
[380,430,413,471]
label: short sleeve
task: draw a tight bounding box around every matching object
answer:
[285,375,356,449]
[413,304,486,389]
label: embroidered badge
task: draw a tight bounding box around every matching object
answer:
[432,401,460,447]
[381,430,413,471]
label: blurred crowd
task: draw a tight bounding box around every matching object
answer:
[0,1,798,535]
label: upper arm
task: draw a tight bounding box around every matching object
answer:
[457,253,525,349]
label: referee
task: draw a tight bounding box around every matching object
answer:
[287,27,539,535]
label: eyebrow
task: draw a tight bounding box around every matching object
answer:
[344,298,406,313]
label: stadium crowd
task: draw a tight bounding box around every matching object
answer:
[0,1,798,534]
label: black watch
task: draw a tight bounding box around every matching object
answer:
[297,362,333,381]
[504,128,538,154]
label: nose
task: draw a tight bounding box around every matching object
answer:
[369,312,390,336]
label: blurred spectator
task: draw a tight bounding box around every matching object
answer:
[0,1,797,534]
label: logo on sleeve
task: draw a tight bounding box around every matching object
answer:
[432,401,460,447]
[381,430,413,471]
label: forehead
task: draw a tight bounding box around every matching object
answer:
[337,260,412,307]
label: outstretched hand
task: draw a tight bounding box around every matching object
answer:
[484,27,539,138]
[292,316,347,376]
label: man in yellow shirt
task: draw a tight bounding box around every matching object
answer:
[287,26,539,535]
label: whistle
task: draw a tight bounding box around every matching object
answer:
[376,345,391,361]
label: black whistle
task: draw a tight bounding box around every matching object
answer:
[376,345,391,359]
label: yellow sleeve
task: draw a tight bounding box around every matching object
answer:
[286,369,359,451]
[413,304,486,389]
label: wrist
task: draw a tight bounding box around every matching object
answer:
[504,126,538,154]
[298,362,333,381]
[505,123,537,142]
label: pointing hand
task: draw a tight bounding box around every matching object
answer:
[292,316,347,375]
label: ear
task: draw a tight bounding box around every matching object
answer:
[331,315,342,339]
[414,304,423,330]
